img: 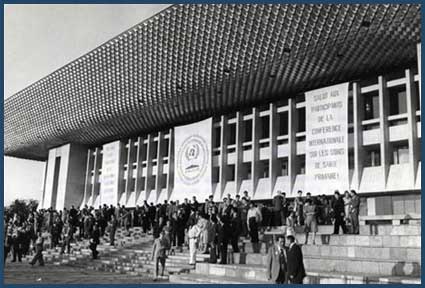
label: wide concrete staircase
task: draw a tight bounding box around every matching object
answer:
[24,219,421,284]
[23,227,207,280]
[170,220,421,284]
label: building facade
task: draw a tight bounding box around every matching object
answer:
[4,4,421,216]
[40,53,421,216]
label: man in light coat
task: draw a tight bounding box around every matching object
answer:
[151,231,169,280]
[266,235,288,284]
[188,222,202,265]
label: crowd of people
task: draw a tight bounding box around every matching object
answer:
[4,189,360,282]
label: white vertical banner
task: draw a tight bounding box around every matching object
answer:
[100,141,121,206]
[174,118,212,201]
[305,82,350,195]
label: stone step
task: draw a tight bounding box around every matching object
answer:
[302,244,421,262]
[304,255,421,277]
[360,224,421,236]
[241,234,420,252]
[169,273,268,284]
[263,223,421,237]
[306,271,421,284]
[194,262,268,281]
[171,270,421,284]
[193,263,421,284]
[232,245,422,266]
[168,254,210,262]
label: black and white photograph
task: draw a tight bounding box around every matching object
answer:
[3,3,422,285]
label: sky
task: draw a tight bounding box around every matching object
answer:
[4,4,171,206]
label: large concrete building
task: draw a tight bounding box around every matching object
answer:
[5,4,421,216]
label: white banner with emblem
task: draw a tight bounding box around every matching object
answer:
[173,117,212,201]
[305,82,350,195]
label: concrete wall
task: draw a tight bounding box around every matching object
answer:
[77,55,421,214]
[42,143,88,210]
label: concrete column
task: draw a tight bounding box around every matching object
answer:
[145,134,154,202]
[39,161,48,209]
[235,112,243,195]
[417,43,421,107]
[43,144,89,210]
[117,141,127,205]
[125,139,136,204]
[83,149,94,206]
[378,76,390,186]
[288,98,297,195]
[269,103,279,197]
[353,82,365,190]
[219,116,228,199]
[91,147,101,206]
[166,128,174,199]
[405,68,419,185]
[252,108,260,197]
[135,136,145,203]
[155,131,165,201]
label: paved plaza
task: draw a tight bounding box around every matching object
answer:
[3,261,167,284]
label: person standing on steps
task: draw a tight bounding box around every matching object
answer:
[29,232,45,267]
[304,198,318,245]
[343,191,352,233]
[294,190,305,226]
[286,235,306,284]
[108,214,118,246]
[151,231,169,281]
[188,221,202,265]
[332,191,347,235]
[266,235,288,284]
[247,201,262,253]
[89,223,100,260]
[230,208,242,253]
[218,215,231,264]
[272,190,284,227]
[60,222,73,254]
[350,190,360,235]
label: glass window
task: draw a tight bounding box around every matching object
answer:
[163,139,169,157]
[260,160,269,178]
[277,158,288,176]
[297,108,306,132]
[214,127,221,148]
[392,143,409,164]
[389,86,407,115]
[227,165,235,181]
[140,177,146,191]
[365,147,381,167]
[151,142,158,159]
[279,112,288,136]
[364,92,380,120]
[228,123,236,145]
[297,155,305,174]
[414,81,420,111]
[241,163,252,180]
[212,167,220,183]
[244,120,252,142]
[261,116,270,139]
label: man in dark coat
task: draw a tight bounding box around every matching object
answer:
[108,214,118,246]
[29,232,45,266]
[230,208,241,253]
[286,235,306,284]
[332,191,347,234]
[266,235,288,284]
[350,190,360,234]
[272,191,284,226]
[217,215,232,264]
[89,223,100,259]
